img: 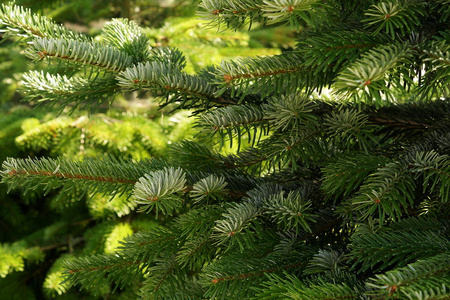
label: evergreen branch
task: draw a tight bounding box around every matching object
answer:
[363,0,426,39]
[213,184,285,249]
[386,215,446,233]
[139,275,204,300]
[321,153,389,200]
[213,52,306,98]
[64,228,180,291]
[209,261,306,284]
[190,174,228,203]
[149,46,187,70]
[409,150,450,202]
[169,141,225,170]
[223,147,268,171]
[133,167,187,215]
[366,98,450,130]
[1,157,157,200]
[262,191,317,233]
[420,41,450,98]
[0,3,89,40]
[324,108,377,153]
[350,162,416,222]
[141,255,180,294]
[118,228,180,265]
[62,253,145,290]
[254,272,360,300]
[367,253,450,299]
[436,0,450,22]
[213,200,262,250]
[201,246,311,299]
[263,93,319,133]
[198,104,266,130]
[196,104,268,149]
[173,206,223,239]
[117,61,229,106]
[260,128,326,169]
[101,18,149,63]
[21,71,120,108]
[348,229,450,273]
[176,236,217,269]
[25,37,134,72]
[297,30,381,74]
[335,43,413,103]
[304,249,347,275]
[261,0,324,26]
[198,0,326,29]
[14,116,73,151]
[198,0,266,29]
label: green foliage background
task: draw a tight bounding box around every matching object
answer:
[1,0,449,299]
[0,0,290,298]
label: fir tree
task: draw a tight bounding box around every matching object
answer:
[1,0,450,299]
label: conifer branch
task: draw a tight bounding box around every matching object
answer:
[367,253,450,299]
[26,38,134,72]
[363,0,426,39]
[133,167,187,215]
[213,52,307,98]
[1,157,157,200]
[335,43,413,103]
[0,3,89,40]
[349,229,449,273]
[117,61,232,107]
[101,18,149,63]
[21,71,120,108]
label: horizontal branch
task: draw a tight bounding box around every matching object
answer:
[210,261,307,284]
[7,169,136,185]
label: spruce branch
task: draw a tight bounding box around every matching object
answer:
[335,43,413,103]
[213,52,307,98]
[213,200,262,250]
[117,228,180,265]
[297,29,381,74]
[324,108,377,153]
[261,0,324,26]
[408,150,450,202]
[1,157,157,200]
[149,46,187,70]
[198,0,325,29]
[0,3,89,41]
[139,255,184,296]
[262,190,317,233]
[263,93,319,133]
[173,206,223,239]
[201,246,310,299]
[101,18,149,63]
[62,253,145,290]
[190,174,228,203]
[363,0,426,39]
[254,272,361,300]
[196,104,268,149]
[350,162,415,222]
[21,71,119,108]
[25,37,134,72]
[367,253,450,299]
[116,61,228,107]
[133,167,187,215]
[321,153,389,200]
[14,116,74,151]
[420,41,450,98]
[198,0,267,29]
[169,141,225,170]
[348,229,450,273]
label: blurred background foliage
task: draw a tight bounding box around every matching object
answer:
[0,0,294,298]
